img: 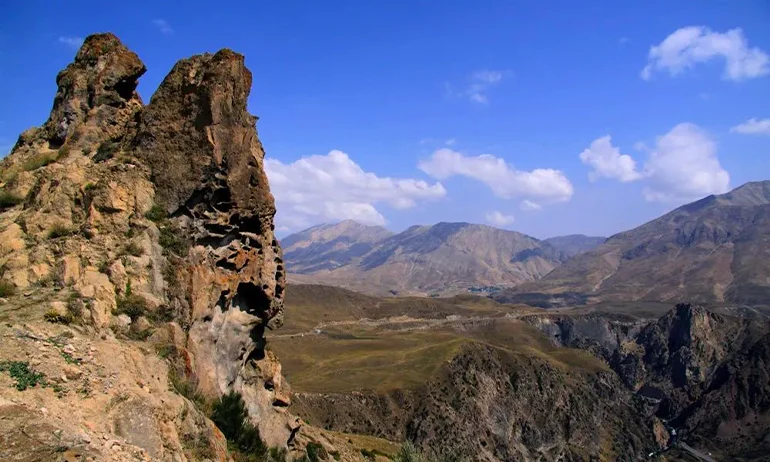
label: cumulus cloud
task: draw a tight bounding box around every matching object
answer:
[579,136,643,182]
[578,124,729,203]
[418,148,574,204]
[519,200,542,211]
[643,123,730,202]
[446,70,509,104]
[642,26,769,81]
[58,36,83,50]
[152,19,174,35]
[485,211,515,227]
[731,118,770,135]
[265,150,446,229]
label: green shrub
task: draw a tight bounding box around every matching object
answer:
[0,361,47,390]
[210,391,267,458]
[47,223,73,239]
[44,308,73,325]
[93,141,118,162]
[84,182,97,192]
[306,442,327,462]
[159,225,190,256]
[0,280,15,297]
[144,204,167,222]
[115,281,149,320]
[82,147,92,156]
[0,190,23,210]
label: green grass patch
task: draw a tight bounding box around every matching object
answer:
[0,360,47,390]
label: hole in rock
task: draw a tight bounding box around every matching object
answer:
[216,290,230,313]
[114,78,137,101]
[246,323,266,362]
[231,282,270,317]
[215,258,238,272]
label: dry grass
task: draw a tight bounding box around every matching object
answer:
[270,328,469,393]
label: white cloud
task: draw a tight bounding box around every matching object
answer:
[486,211,515,227]
[445,138,457,146]
[730,118,770,135]
[520,200,542,211]
[579,124,729,203]
[446,70,509,104]
[579,135,643,182]
[418,148,574,204]
[643,123,730,202]
[58,36,83,50]
[152,19,174,35]
[265,150,446,229]
[642,26,769,81]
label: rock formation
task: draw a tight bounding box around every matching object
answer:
[0,32,347,461]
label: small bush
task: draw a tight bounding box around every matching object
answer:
[123,241,144,257]
[44,308,73,325]
[211,391,267,458]
[127,328,153,341]
[0,280,15,297]
[0,360,47,390]
[47,223,73,239]
[306,442,327,462]
[159,225,190,256]
[82,147,92,156]
[58,145,71,158]
[84,182,97,192]
[67,293,84,318]
[144,204,167,222]
[93,141,118,162]
[169,368,209,411]
[0,190,23,210]
[116,293,149,321]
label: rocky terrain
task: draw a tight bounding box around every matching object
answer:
[0,33,392,461]
[275,286,770,461]
[283,222,596,297]
[494,181,770,307]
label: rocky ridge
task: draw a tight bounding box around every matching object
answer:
[0,33,368,461]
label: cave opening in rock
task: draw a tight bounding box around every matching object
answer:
[231,282,270,318]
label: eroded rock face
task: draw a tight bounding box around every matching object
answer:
[0,32,297,457]
[133,49,292,446]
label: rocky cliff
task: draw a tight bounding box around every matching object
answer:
[0,33,367,461]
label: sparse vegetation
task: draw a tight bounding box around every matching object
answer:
[58,145,71,158]
[0,360,47,391]
[0,190,23,210]
[22,152,57,171]
[44,308,73,325]
[169,368,209,412]
[0,280,16,297]
[84,182,97,192]
[93,140,118,162]
[47,223,73,239]
[123,241,144,257]
[159,225,190,256]
[115,281,149,321]
[210,391,267,460]
[144,204,167,222]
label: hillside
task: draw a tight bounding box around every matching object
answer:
[282,220,393,273]
[494,181,770,306]
[284,222,569,296]
[273,284,770,460]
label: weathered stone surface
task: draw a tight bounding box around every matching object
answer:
[134,47,290,445]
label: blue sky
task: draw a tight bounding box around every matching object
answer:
[2,1,770,239]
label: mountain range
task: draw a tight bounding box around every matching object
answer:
[284,181,770,307]
[282,221,605,296]
[495,181,770,307]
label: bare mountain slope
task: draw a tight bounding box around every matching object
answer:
[495,181,770,306]
[543,234,606,257]
[285,222,566,296]
[281,220,393,273]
